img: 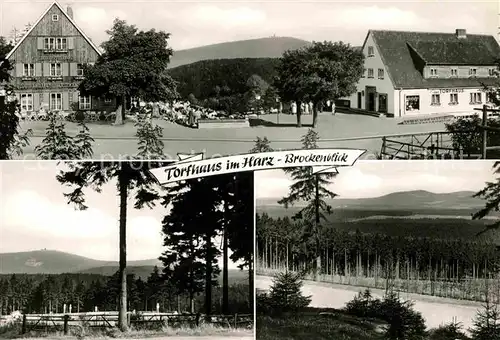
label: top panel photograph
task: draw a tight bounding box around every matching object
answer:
[0,0,498,160]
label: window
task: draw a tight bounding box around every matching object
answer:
[451,68,458,77]
[449,93,459,105]
[431,94,440,106]
[52,14,59,21]
[361,68,366,78]
[367,46,374,57]
[405,95,420,111]
[470,92,482,104]
[469,68,477,76]
[50,93,62,111]
[20,94,33,111]
[104,98,112,103]
[44,38,55,50]
[490,68,497,77]
[56,38,67,50]
[50,63,62,76]
[430,68,438,77]
[23,64,34,77]
[487,92,497,103]
[367,68,374,78]
[76,64,84,76]
[378,68,384,79]
[79,95,91,110]
[44,37,67,50]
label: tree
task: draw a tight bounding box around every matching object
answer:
[0,36,32,159]
[35,114,94,159]
[279,129,337,279]
[56,161,165,330]
[135,117,165,159]
[79,19,178,125]
[250,137,274,153]
[268,271,311,314]
[275,41,364,127]
[473,162,500,235]
[469,300,500,340]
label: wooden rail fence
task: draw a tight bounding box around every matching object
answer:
[20,312,253,334]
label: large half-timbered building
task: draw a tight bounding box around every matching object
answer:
[6,1,114,113]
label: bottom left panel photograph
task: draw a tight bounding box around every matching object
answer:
[0,161,254,340]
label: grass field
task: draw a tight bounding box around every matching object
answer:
[257,311,385,340]
[18,113,447,159]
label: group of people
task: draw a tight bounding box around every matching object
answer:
[288,100,336,115]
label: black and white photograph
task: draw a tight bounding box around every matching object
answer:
[0,1,498,160]
[255,160,500,339]
[0,161,254,339]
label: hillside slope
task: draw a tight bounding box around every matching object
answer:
[169,36,310,68]
[0,250,161,274]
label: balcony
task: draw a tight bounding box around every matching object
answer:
[47,76,63,81]
[73,76,85,81]
[21,76,36,81]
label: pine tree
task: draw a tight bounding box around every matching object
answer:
[470,301,500,340]
[35,114,93,159]
[279,129,337,279]
[250,137,273,153]
[268,271,311,314]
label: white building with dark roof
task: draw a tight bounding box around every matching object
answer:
[346,29,500,118]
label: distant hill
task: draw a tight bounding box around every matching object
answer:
[0,250,161,275]
[257,190,485,211]
[169,36,311,68]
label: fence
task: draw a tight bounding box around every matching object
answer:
[257,267,500,304]
[20,312,253,334]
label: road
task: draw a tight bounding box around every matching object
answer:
[16,113,446,160]
[21,337,253,340]
[256,275,482,331]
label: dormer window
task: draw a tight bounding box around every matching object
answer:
[451,68,458,77]
[469,68,477,76]
[367,46,374,57]
[52,14,59,21]
[430,68,438,77]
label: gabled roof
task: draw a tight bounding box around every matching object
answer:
[369,29,500,89]
[6,1,102,60]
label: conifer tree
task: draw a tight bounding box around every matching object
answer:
[279,129,337,279]
[268,271,311,313]
[470,300,500,340]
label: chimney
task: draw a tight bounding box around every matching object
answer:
[67,5,73,20]
[456,29,467,39]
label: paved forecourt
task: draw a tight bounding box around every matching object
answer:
[18,113,447,160]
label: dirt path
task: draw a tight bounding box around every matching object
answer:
[256,275,482,331]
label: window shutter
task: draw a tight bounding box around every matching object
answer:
[68,37,74,50]
[62,63,69,77]
[37,37,44,50]
[35,63,42,77]
[69,63,77,76]
[43,63,50,77]
[34,93,40,111]
[63,92,70,110]
[16,64,23,77]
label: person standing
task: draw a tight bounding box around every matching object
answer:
[331,100,336,115]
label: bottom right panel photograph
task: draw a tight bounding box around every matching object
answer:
[255,160,500,340]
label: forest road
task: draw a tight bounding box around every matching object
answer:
[256,275,482,331]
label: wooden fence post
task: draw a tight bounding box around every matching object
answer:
[482,104,488,159]
[234,313,238,328]
[63,315,69,335]
[126,313,131,327]
[21,314,27,334]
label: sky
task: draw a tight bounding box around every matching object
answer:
[0,161,245,269]
[255,160,498,200]
[0,0,497,51]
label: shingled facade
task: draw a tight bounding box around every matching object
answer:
[6,1,114,113]
[347,29,500,117]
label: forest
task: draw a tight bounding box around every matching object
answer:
[256,213,500,302]
[168,58,278,100]
[0,268,250,316]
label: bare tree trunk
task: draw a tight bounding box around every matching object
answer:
[296,101,302,127]
[204,231,213,318]
[312,102,319,128]
[117,165,129,331]
[222,213,229,314]
[314,174,321,280]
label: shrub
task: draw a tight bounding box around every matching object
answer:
[428,321,469,340]
[469,301,500,340]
